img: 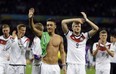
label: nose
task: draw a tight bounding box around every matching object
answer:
[48,25,51,28]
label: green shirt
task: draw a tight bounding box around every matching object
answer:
[40,32,50,57]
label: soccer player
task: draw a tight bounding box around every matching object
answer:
[61,12,99,74]
[110,33,116,74]
[5,24,30,74]
[28,8,66,74]
[0,24,11,74]
[93,30,114,74]
[31,23,44,74]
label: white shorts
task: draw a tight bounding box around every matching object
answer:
[32,60,41,74]
[7,64,26,74]
[96,64,110,74]
[0,62,9,74]
[67,63,86,74]
[41,62,60,74]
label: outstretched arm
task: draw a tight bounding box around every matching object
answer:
[81,12,99,37]
[28,8,43,37]
[61,18,84,34]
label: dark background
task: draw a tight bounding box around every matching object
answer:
[0,0,116,52]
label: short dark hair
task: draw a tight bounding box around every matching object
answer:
[110,33,116,38]
[47,18,56,23]
[17,24,26,30]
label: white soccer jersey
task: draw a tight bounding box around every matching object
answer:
[93,42,114,69]
[31,36,42,64]
[111,42,116,63]
[65,31,90,64]
[5,36,30,65]
[31,36,42,56]
[0,35,11,63]
[31,37,42,74]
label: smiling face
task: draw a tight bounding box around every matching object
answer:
[17,24,26,37]
[18,27,26,36]
[46,21,56,33]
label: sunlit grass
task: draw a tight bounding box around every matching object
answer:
[26,64,95,74]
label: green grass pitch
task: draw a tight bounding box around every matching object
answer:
[26,65,95,74]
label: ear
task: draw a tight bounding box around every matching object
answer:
[55,24,57,28]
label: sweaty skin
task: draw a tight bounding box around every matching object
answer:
[43,34,63,64]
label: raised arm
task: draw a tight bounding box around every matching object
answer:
[81,12,99,37]
[28,8,43,37]
[61,18,84,34]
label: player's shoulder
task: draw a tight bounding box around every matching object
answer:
[55,34,62,38]
[0,35,3,38]
[93,42,98,45]
[106,42,111,45]
[81,32,89,36]
[22,36,30,41]
[22,36,29,39]
[34,36,40,41]
[0,35,11,39]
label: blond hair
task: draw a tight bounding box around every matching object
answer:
[2,24,10,29]
[35,23,44,31]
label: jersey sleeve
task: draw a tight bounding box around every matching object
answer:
[31,37,42,56]
[110,43,115,51]
[83,32,91,40]
[64,30,72,38]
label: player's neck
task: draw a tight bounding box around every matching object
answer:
[49,32,55,36]
[101,40,107,44]
[3,34,10,39]
[17,33,23,39]
[73,32,80,36]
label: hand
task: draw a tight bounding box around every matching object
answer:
[12,30,17,39]
[81,12,89,21]
[97,40,101,50]
[62,65,66,74]
[103,43,107,49]
[28,8,35,18]
[77,18,85,24]
[98,40,101,46]
[30,58,34,63]
[18,32,23,39]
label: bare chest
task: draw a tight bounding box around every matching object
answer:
[48,36,61,47]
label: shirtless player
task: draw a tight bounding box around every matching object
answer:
[28,8,66,74]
